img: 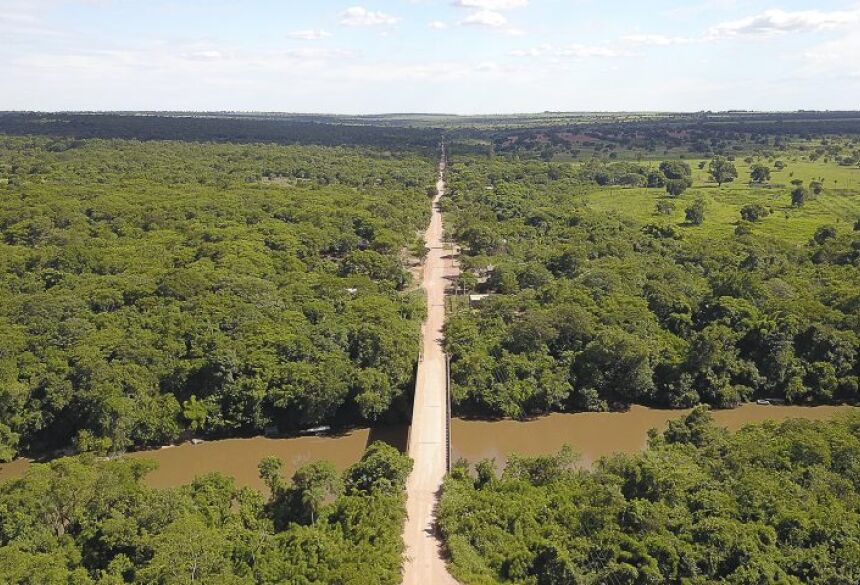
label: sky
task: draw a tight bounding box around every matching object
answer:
[1,0,859,113]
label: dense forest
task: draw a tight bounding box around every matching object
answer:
[0,113,442,150]
[1,114,859,583]
[443,146,860,418]
[440,408,860,584]
[5,112,860,161]
[0,441,412,584]
[483,116,860,162]
[0,135,436,461]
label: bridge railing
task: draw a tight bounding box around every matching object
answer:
[445,352,452,473]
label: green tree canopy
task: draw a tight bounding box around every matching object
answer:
[709,156,738,186]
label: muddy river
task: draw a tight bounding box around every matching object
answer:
[451,404,856,469]
[0,425,408,492]
[1,404,855,489]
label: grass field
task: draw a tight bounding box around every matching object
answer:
[584,157,860,246]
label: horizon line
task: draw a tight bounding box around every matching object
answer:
[3,109,860,117]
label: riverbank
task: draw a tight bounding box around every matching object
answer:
[4,403,856,489]
[0,424,407,490]
[452,403,857,470]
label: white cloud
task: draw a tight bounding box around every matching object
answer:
[452,0,528,34]
[802,33,860,77]
[283,47,354,59]
[0,12,40,24]
[662,0,740,19]
[709,8,860,38]
[339,6,400,27]
[510,43,622,59]
[508,46,541,57]
[454,0,528,34]
[453,0,528,9]
[622,34,692,46]
[14,43,359,82]
[460,9,507,27]
[287,29,332,41]
[6,0,859,112]
[475,61,501,71]
[183,50,224,61]
[0,5,66,39]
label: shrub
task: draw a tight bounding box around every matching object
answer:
[685,199,706,225]
[740,203,770,222]
[655,200,675,215]
[792,186,809,207]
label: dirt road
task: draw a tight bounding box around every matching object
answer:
[402,152,459,585]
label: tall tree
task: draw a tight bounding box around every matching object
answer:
[291,461,342,524]
[709,156,738,187]
[792,186,809,207]
[750,164,771,183]
[665,179,689,198]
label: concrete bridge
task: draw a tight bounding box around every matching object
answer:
[402,148,459,585]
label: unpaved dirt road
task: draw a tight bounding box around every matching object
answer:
[402,152,459,585]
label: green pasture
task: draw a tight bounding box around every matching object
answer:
[582,157,860,246]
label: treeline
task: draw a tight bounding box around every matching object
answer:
[475,114,860,160]
[0,136,436,460]
[0,442,412,584]
[443,157,859,418]
[6,112,857,164]
[440,409,860,584]
[0,113,441,150]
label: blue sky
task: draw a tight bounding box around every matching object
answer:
[1,0,858,113]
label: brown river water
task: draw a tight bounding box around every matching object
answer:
[452,404,856,469]
[0,426,407,492]
[0,404,855,490]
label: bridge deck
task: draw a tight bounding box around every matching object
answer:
[402,152,459,585]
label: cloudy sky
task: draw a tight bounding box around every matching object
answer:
[1,0,858,113]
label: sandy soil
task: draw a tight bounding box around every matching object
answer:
[401,154,460,585]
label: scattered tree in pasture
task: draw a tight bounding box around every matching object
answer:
[735,222,753,236]
[708,156,738,186]
[810,180,824,195]
[750,164,771,183]
[813,225,837,244]
[685,198,706,225]
[740,203,770,222]
[659,160,692,183]
[646,169,666,188]
[655,200,675,215]
[665,178,689,197]
[792,185,809,207]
